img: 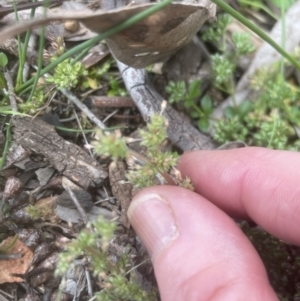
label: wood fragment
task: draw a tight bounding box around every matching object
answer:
[60,88,106,130]
[109,161,132,228]
[12,117,107,189]
[65,187,89,224]
[89,96,135,108]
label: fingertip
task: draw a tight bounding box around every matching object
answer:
[128,190,179,259]
[128,186,273,301]
[178,147,300,244]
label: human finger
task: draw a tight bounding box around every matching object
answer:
[178,147,300,245]
[128,185,278,301]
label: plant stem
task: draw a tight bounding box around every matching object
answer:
[192,104,204,117]
[128,149,176,185]
[280,0,286,75]
[238,0,278,20]
[211,0,300,71]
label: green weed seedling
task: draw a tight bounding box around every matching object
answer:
[46,59,87,89]
[202,14,232,52]
[165,14,255,133]
[165,80,213,131]
[198,10,300,150]
[93,109,193,190]
[55,216,157,301]
[214,59,300,149]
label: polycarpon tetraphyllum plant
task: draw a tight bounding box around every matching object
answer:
[92,102,194,190]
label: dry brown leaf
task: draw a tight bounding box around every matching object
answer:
[0,0,63,19]
[0,236,33,283]
[0,1,216,68]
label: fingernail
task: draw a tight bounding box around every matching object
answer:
[128,193,178,259]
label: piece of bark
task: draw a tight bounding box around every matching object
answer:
[12,117,107,189]
[109,161,132,228]
[2,176,23,202]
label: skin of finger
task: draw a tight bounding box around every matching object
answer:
[178,147,300,245]
[130,186,278,301]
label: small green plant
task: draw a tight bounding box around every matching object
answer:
[93,130,128,161]
[232,32,255,58]
[213,67,300,149]
[25,204,42,220]
[127,114,180,188]
[108,76,127,96]
[93,111,193,189]
[211,54,235,93]
[46,59,87,89]
[165,80,213,131]
[210,26,255,97]
[165,14,256,134]
[202,14,232,51]
[56,216,157,301]
[213,116,248,143]
[223,100,253,120]
[81,59,112,90]
[165,80,187,104]
[201,13,255,101]
[253,115,292,149]
[19,90,46,114]
[200,12,300,149]
[56,217,116,276]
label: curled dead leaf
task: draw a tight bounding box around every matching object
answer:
[0,1,216,68]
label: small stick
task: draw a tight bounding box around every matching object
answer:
[60,88,106,130]
[65,187,89,224]
[0,253,23,260]
[89,96,135,108]
[85,267,93,296]
[73,109,94,158]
